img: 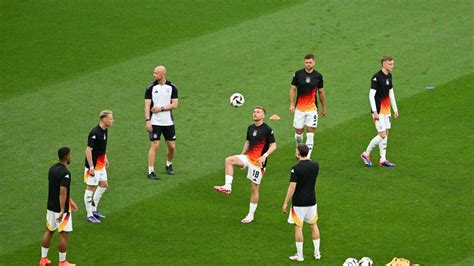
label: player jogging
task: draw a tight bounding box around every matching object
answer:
[213,106,277,224]
[145,65,179,180]
[360,56,399,167]
[282,144,321,262]
[290,53,327,159]
[39,147,77,266]
[83,110,113,223]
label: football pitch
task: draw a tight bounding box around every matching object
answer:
[1,0,473,265]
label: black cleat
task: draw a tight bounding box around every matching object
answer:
[147,171,160,180]
[165,165,175,175]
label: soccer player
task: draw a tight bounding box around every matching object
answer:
[360,56,399,167]
[39,147,77,266]
[145,65,179,180]
[282,144,321,262]
[83,110,113,223]
[213,106,277,224]
[289,54,326,159]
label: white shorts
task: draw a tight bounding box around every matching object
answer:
[46,210,73,232]
[293,109,318,129]
[375,114,391,132]
[237,155,265,185]
[288,205,318,226]
[84,168,107,186]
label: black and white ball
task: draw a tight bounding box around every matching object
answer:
[230,93,245,107]
[343,258,359,266]
[359,257,373,266]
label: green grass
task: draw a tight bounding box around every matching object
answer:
[0,0,473,264]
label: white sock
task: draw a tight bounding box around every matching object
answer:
[84,190,94,217]
[93,187,107,212]
[41,247,49,258]
[296,242,303,258]
[166,160,172,167]
[249,203,257,216]
[59,252,66,262]
[148,166,154,174]
[365,135,382,155]
[295,134,303,145]
[306,132,314,158]
[379,136,388,161]
[224,175,233,189]
[313,239,320,254]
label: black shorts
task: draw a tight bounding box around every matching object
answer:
[150,125,176,141]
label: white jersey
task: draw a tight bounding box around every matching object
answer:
[145,80,178,126]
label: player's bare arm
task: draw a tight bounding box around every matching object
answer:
[70,198,78,212]
[85,147,95,176]
[282,182,296,213]
[151,98,178,113]
[289,85,297,113]
[241,141,249,155]
[145,99,152,132]
[257,142,277,166]
[318,88,327,117]
[389,88,399,118]
[57,186,67,222]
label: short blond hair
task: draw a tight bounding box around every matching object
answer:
[99,110,113,119]
[254,106,266,114]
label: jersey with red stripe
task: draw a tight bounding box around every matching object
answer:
[291,69,324,112]
[84,125,108,170]
[371,70,393,115]
[245,123,275,167]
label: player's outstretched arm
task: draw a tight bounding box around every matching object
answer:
[318,88,327,117]
[282,182,296,213]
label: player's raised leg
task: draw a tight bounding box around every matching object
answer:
[213,155,244,195]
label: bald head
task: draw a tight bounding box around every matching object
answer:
[153,65,167,82]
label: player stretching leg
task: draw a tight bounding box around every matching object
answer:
[213,106,277,224]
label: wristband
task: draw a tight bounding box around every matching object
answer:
[161,107,165,112]
[145,119,150,121]
[263,153,269,158]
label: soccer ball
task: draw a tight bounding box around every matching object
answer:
[230,93,245,107]
[359,257,373,266]
[343,258,359,266]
